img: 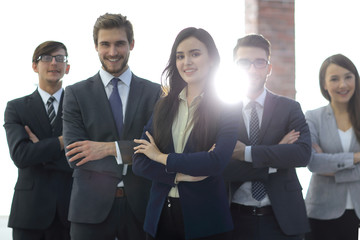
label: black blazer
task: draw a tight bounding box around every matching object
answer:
[223,91,312,236]
[63,72,160,224]
[4,90,73,229]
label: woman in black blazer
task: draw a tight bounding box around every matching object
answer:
[133,27,240,240]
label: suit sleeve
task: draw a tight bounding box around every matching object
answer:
[251,101,312,169]
[4,100,62,168]
[222,160,268,182]
[305,110,359,182]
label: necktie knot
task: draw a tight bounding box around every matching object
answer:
[111,78,120,89]
[47,96,55,106]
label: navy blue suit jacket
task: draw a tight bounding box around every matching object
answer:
[133,105,241,239]
[223,91,312,235]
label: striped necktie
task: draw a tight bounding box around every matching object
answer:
[47,96,56,129]
[249,101,266,201]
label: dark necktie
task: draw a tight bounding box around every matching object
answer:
[46,96,56,129]
[109,78,123,138]
[249,101,266,201]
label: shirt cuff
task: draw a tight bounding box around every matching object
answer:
[114,141,123,165]
[245,146,252,162]
[269,167,277,173]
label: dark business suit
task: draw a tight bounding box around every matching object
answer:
[133,105,241,240]
[4,90,73,240]
[223,90,312,239]
[63,72,160,239]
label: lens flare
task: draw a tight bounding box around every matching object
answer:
[214,63,249,104]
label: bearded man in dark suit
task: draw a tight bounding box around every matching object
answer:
[62,13,161,240]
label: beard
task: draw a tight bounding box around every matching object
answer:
[100,55,129,76]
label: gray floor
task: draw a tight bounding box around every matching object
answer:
[0,216,11,240]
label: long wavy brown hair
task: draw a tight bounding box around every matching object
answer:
[152,27,221,152]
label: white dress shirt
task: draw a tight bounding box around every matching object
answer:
[38,87,63,114]
[232,89,273,207]
[338,127,354,209]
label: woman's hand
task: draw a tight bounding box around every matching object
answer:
[279,130,300,144]
[134,131,168,165]
[312,143,323,153]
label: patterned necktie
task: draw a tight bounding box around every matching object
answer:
[46,96,56,129]
[109,78,123,138]
[249,101,266,201]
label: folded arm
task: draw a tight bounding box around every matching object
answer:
[4,102,63,168]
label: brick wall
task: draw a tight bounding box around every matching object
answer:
[245,0,295,99]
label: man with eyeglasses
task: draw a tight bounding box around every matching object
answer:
[223,34,311,239]
[4,41,73,240]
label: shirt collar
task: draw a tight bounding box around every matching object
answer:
[100,67,132,88]
[37,87,63,104]
[178,87,204,106]
[244,88,267,109]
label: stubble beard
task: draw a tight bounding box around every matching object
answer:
[101,56,128,76]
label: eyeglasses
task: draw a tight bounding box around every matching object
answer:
[37,55,68,63]
[236,59,269,69]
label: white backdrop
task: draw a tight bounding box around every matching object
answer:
[0,0,359,216]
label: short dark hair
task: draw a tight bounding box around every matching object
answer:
[233,34,271,60]
[93,13,134,46]
[32,41,68,63]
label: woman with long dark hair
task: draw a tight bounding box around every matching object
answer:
[305,54,360,240]
[132,27,240,240]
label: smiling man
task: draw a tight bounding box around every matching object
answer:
[4,41,73,240]
[62,13,161,240]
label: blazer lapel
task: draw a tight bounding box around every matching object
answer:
[28,90,53,135]
[258,91,277,143]
[52,91,64,136]
[91,73,119,139]
[324,105,346,152]
[123,74,144,138]
[238,102,250,143]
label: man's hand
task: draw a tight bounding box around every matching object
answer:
[25,125,39,143]
[66,141,116,166]
[58,136,64,150]
[232,140,246,161]
[279,129,300,144]
[176,173,208,182]
[134,131,168,165]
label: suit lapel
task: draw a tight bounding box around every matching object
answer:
[27,90,53,135]
[52,91,64,136]
[324,105,345,152]
[258,91,277,143]
[238,102,250,143]
[91,73,119,139]
[123,74,144,138]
